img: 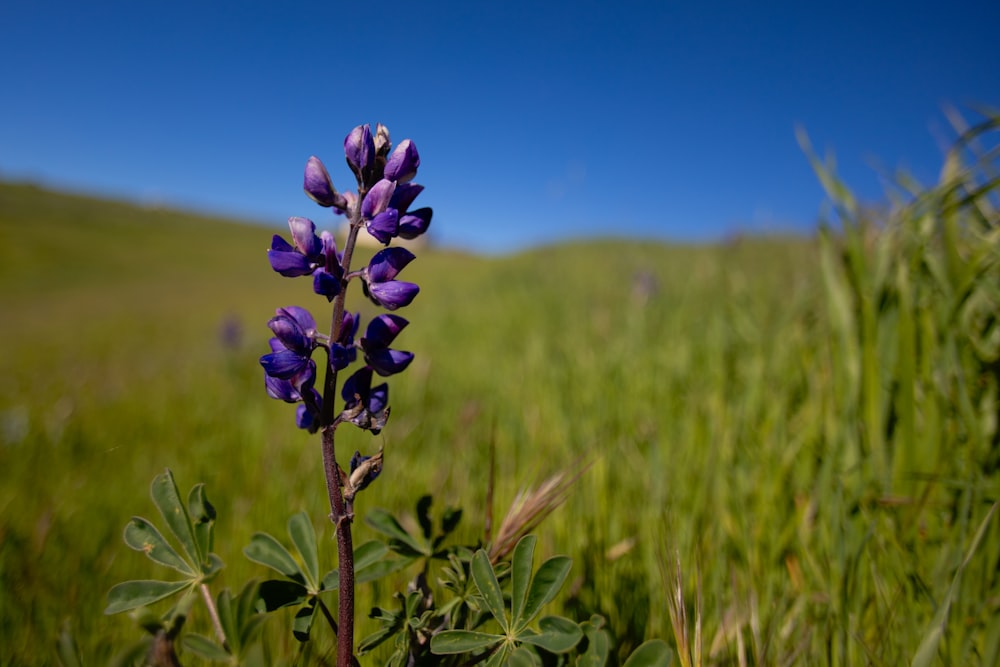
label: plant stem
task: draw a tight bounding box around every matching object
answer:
[319,195,365,667]
[321,425,355,667]
[198,583,228,652]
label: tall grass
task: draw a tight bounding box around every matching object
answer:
[0,111,998,666]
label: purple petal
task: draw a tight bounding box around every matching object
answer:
[368,280,420,310]
[361,179,397,220]
[303,156,343,208]
[288,217,321,257]
[330,343,357,371]
[265,374,301,402]
[398,207,432,239]
[367,247,415,282]
[296,403,319,431]
[276,306,317,334]
[345,124,375,177]
[268,240,314,277]
[384,139,420,183]
[369,382,388,414]
[366,208,399,245]
[367,348,414,376]
[339,311,360,345]
[260,348,309,379]
[389,183,423,214]
[342,366,373,406]
[268,315,311,354]
[364,313,409,347]
[313,268,341,301]
[320,231,341,269]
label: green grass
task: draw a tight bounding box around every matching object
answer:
[1,144,998,667]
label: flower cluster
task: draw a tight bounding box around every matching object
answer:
[260,123,430,439]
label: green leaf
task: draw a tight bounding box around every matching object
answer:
[255,579,308,612]
[122,517,195,576]
[510,535,536,630]
[287,512,319,589]
[508,646,541,667]
[441,507,462,537]
[215,588,236,654]
[430,629,503,654]
[471,549,509,632]
[578,615,610,666]
[416,494,434,540]
[520,555,571,625]
[321,540,397,590]
[622,639,673,667]
[519,615,581,653]
[357,555,417,585]
[187,483,216,561]
[243,532,305,582]
[366,508,429,556]
[292,602,316,643]
[182,633,230,661]
[151,470,202,567]
[355,540,390,571]
[104,579,191,614]
[201,553,225,582]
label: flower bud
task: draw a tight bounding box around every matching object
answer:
[345,124,375,184]
[384,139,420,184]
[303,156,346,208]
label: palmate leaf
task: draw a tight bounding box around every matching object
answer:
[243,532,305,583]
[519,554,571,630]
[366,508,429,556]
[518,615,581,653]
[577,615,611,666]
[122,517,195,576]
[429,629,502,654]
[182,633,229,662]
[292,602,317,643]
[321,540,395,590]
[255,579,308,612]
[186,483,216,559]
[287,512,319,589]
[471,549,509,633]
[510,534,535,629]
[151,470,203,568]
[105,580,192,615]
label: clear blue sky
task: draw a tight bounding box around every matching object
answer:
[2,1,997,252]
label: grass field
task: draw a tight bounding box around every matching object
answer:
[1,140,998,667]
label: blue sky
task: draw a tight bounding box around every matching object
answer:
[2,1,997,252]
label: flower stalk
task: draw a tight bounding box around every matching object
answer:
[260,123,430,666]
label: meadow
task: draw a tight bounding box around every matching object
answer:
[1,118,998,667]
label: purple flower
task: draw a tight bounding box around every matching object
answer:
[331,311,359,371]
[361,179,400,245]
[312,231,344,301]
[361,314,413,376]
[260,306,318,383]
[363,247,420,310]
[398,208,432,239]
[303,156,346,209]
[345,124,376,185]
[267,217,323,277]
[384,139,420,184]
[389,183,423,214]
